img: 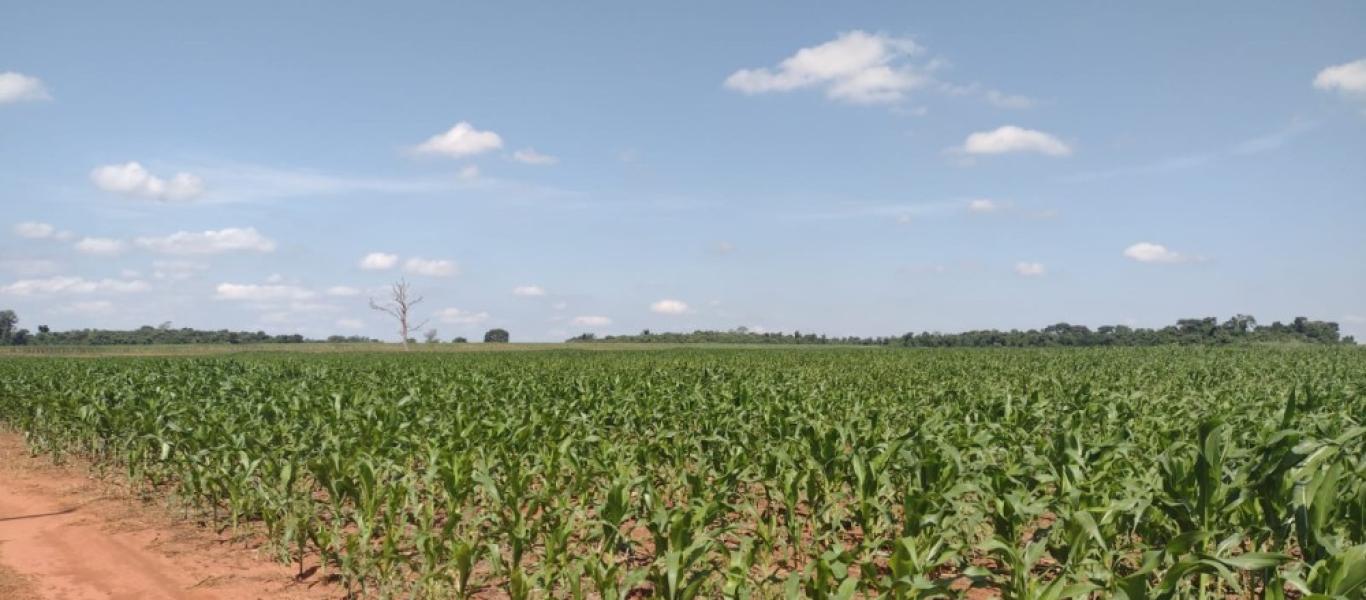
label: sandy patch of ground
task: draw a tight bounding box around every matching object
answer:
[0,431,340,600]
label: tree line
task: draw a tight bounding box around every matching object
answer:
[0,308,519,347]
[0,311,376,346]
[2,308,1351,348]
[567,315,1355,347]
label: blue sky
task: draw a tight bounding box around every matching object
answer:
[2,2,1364,342]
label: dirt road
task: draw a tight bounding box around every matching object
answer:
[0,432,338,600]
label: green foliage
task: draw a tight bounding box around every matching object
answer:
[569,315,1353,347]
[0,346,1362,598]
[484,328,510,343]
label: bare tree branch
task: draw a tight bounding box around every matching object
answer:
[368,278,425,351]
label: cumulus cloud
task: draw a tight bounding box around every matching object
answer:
[75,237,126,255]
[725,31,928,104]
[13,222,74,241]
[358,252,398,270]
[151,259,208,280]
[570,315,612,327]
[13,221,55,239]
[512,148,559,165]
[650,299,690,314]
[214,283,316,301]
[404,257,459,277]
[1313,58,1366,95]
[90,162,205,201]
[967,199,1002,214]
[134,227,275,254]
[0,276,148,295]
[512,285,546,297]
[414,122,503,157]
[326,286,361,297]
[962,126,1071,156]
[0,72,50,103]
[1123,242,1187,264]
[436,307,490,325]
[0,258,58,276]
[1014,262,1046,277]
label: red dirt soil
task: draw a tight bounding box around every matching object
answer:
[0,431,1006,599]
[0,431,341,600]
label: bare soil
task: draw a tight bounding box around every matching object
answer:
[0,431,341,600]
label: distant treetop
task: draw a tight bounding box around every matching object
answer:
[567,315,1354,347]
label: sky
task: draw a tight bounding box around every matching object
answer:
[2,2,1365,342]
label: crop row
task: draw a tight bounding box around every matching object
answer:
[0,347,1362,598]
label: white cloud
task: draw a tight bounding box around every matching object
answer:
[56,300,115,315]
[214,283,316,301]
[0,276,148,295]
[458,165,480,180]
[336,318,365,329]
[14,222,56,239]
[512,285,546,297]
[90,162,205,202]
[404,257,459,277]
[15,222,74,241]
[359,252,399,270]
[650,299,690,315]
[0,258,58,276]
[326,285,361,297]
[437,307,490,325]
[151,259,208,280]
[967,199,1002,214]
[0,72,51,103]
[985,90,1034,109]
[414,122,504,157]
[724,31,928,104]
[1313,58,1366,95]
[1014,262,1046,277]
[512,148,559,165]
[1123,242,1187,264]
[286,301,341,313]
[962,126,1071,156]
[75,237,126,255]
[570,315,612,327]
[134,227,275,254]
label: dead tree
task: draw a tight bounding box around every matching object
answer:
[369,278,428,351]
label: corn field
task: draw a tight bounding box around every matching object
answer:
[0,347,1362,599]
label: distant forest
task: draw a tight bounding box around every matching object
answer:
[568,315,1355,347]
[0,309,1354,347]
[0,310,375,346]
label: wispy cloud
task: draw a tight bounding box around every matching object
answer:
[1230,119,1318,155]
[1063,120,1317,183]
[785,200,962,221]
[168,161,585,205]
